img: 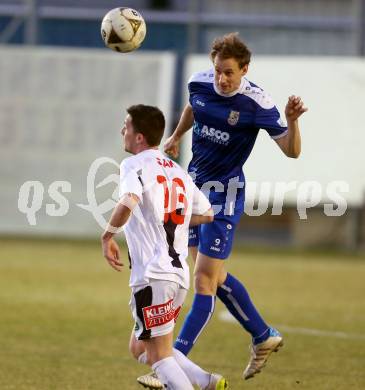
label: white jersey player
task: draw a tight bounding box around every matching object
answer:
[120,148,209,291]
[101,105,228,390]
[120,148,209,339]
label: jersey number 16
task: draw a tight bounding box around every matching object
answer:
[157,175,187,225]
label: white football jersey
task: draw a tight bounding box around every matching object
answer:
[119,149,211,289]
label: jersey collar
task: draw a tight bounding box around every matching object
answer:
[213,77,248,97]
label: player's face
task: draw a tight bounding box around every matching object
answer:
[213,56,248,94]
[121,114,138,154]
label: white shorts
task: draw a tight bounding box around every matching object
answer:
[130,279,187,340]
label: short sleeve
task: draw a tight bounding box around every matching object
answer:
[188,77,197,105]
[119,160,143,200]
[188,69,213,104]
[192,182,211,215]
[254,93,288,139]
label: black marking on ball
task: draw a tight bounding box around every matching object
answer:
[129,19,142,34]
[108,27,124,44]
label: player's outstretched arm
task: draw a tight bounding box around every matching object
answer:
[164,103,194,158]
[275,95,308,158]
[101,193,139,272]
[189,207,214,227]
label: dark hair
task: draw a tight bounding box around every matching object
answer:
[210,32,251,68]
[126,104,165,146]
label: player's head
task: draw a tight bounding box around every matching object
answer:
[122,105,165,154]
[210,32,251,94]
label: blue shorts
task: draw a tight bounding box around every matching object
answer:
[189,216,238,260]
[189,183,244,259]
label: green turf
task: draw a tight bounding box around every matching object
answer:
[0,238,364,389]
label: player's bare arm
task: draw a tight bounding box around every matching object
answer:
[189,207,214,227]
[101,193,139,272]
[164,103,194,158]
[275,95,308,158]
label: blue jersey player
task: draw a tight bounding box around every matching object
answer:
[137,33,307,388]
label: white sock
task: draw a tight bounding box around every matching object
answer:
[173,348,210,388]
[137,352,148,365]
[152,356,194,390]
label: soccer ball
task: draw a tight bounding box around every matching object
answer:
[101,7,146,53]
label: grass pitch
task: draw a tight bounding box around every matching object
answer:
[0,238,364,389]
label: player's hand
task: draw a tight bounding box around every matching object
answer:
[285,95,308,122]
[102,238,123,272]
[164,135,180,159]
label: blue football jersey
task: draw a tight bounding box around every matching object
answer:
[188,69,287,187]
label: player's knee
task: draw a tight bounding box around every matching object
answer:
[194,270,218,295]
[217,269,228,287]
[129,336,145,360]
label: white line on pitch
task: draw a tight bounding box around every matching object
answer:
[218,310,365,340]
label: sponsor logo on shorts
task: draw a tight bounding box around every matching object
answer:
[210,246,221,252]
[176,337,189,345]
[174,306,182,322]
[142,299,175,330]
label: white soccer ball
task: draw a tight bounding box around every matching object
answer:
[101,7,146,53]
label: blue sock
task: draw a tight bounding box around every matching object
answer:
[174,294,215,355]
[217,273,269,344]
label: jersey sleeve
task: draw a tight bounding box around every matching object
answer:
[254,93,288,139]
[191,182,211,215]
[119,159,143,201]
[188,77,198,104]
[188,69,213,103]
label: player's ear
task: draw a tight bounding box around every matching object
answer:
[136,133,144,144]
[241,64,249,76]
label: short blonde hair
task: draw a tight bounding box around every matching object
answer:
[210,32,251,68]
